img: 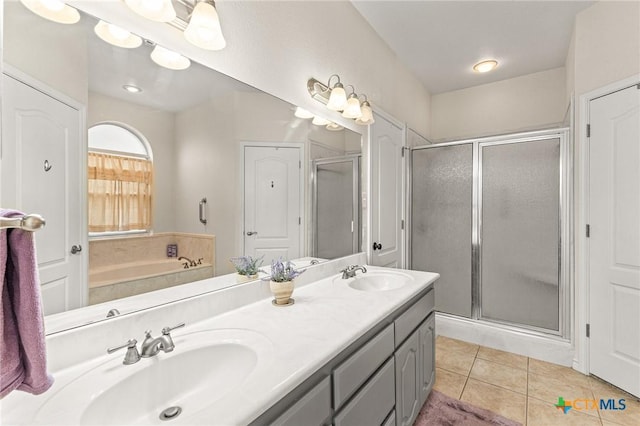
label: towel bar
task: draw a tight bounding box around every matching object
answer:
[0,214,46,231]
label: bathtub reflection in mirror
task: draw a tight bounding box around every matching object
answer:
[2,3,362,334]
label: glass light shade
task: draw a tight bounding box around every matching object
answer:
[473,60,498,73]
[94,21,142,49]
[125,0,176,22]
[355,102,375,125]
[326,84,347,111]
[20,0,80,24]
[150,46,191,70]
[294,107,314,119]
[326,122,344,131]
[342,94,362,119]
[184,1,226,50]
[312,116,330,126]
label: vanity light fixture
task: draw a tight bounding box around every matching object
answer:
[125,0,176,23]
[19,0,80,24]
[355,95,375,125]
[307,75,374,126]
[325,75,347,111]
[341,86,362,119]
[94,20,143,49]
[312,116,331,126]
[294,107,315,119]
[150,45,191,70]
[473,59,498,73]
[184,0,226,50]
[123,84,143,93]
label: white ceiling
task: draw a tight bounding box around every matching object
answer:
[351,0,595,94]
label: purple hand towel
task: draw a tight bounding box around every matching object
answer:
[0,209,53,398]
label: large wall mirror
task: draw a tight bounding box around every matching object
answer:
[1,2,363,333]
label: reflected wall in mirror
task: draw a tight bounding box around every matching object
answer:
[1,2,362,330]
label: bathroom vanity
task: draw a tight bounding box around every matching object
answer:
[1,254,438,425]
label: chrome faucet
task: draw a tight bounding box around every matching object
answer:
[140,323,185,357]
[107,339,141,365]
[340,265,367,279]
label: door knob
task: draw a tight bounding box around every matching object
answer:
[246,231,258,236]
[372,242,382,251]
[70,244,82,254]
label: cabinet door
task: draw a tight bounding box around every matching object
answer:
[395,331,420,426]
[418,314,435,407]
[271,377,331,426]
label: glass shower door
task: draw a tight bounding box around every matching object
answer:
[479,138,561,332]
[411,143,473,317]
[313,156,360,259]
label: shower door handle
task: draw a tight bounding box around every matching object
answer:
[199,198,207,225]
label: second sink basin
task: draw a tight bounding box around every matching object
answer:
[340,270,413,292]
[33,328,273,425]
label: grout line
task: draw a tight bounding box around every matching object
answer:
[525,357,529,426]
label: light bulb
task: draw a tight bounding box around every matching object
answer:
[312,116,330,126]
[184,1,226,50]
[342,94,362,119]
[20,0,80,24]
[326,83,347,111]
[473,60,498,73]
[150,46,191,70]
[123,85,142,93]
[94,20,142,48]
[125,0,176,22]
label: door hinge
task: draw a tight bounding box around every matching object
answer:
[401,219,405,230]
[586,124,591,137]
[298,160,301,169]
[298,217,301,225]
[586,323,590,338]
[586,224,590,238]
[401,146,409,157]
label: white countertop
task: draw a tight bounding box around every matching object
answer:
[2,263,438,425]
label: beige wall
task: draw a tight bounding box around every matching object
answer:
[3,1,88,104]
[430,67,566,142]
[88,92,176,232]
[571,1,640,97]
[71,1,432,136]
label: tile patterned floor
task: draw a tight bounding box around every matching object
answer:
[433,336,640,425]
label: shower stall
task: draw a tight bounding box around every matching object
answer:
[312,155,361,260]
[410,129,571,337]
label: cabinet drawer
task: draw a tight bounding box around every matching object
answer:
[334,357,395,426]
[271,377,331,426]
[395,289,434,347]
[333,323,394,409]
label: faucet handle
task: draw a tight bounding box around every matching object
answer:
[107,339,141,365]
[162,322,185,335]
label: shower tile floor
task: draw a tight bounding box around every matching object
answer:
[434,336,640,425]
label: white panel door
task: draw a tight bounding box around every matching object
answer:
[589,84,640,397]
[244,146,301,265]
[370,112,405,267]
[1,74,84,315]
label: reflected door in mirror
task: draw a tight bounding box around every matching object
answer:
[244,146,301,264]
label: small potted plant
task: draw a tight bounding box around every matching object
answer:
[264,258,304,306]
[229,255,264,283]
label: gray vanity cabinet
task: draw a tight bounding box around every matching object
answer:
[394,331,420,426]
[270,377,331,426]
[418,314,436,407]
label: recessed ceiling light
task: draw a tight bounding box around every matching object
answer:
[123,84,142,93]
[473,60,498,73]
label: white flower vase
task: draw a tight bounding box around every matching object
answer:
[270,280,294,305]
[236,273,258,283]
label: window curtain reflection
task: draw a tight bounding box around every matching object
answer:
[88,152,153,232]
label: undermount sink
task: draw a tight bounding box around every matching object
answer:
[33,328,273,425]
[340,270,413,292]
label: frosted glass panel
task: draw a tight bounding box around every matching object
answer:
[412,144,473,317]
[480,139,560,330]
[315,160,357,259]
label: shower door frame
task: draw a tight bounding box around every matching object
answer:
[311,154,361,258]
[409,128,572,339]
